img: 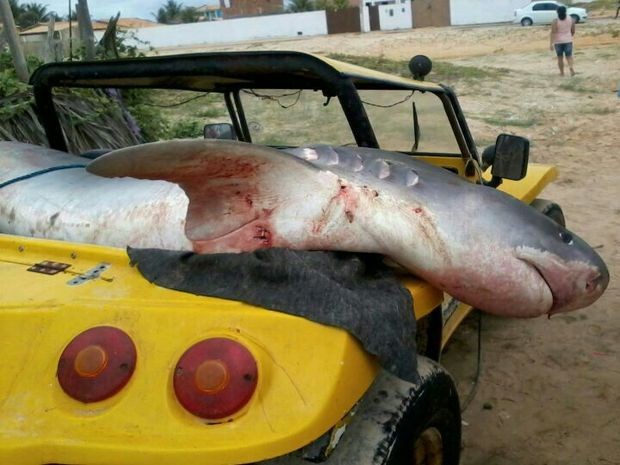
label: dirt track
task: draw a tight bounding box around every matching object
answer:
[162,17,620,465]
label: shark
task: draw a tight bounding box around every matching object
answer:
[0,139,608,317]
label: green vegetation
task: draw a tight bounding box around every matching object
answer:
[581,24,620,38]
[168,119,203,139]
[153,0,201,24]
[0,53,42,117]
[431,61,510,83]
[141,90,228,139]
[579,105,616,115]
[316,0,350,11]
[7,0,61,29]
[287,0,349,12]
[197,107,227,118]
[481,111,539,128]
[0,47,228,147]
[328,54,410,77]
[557,77,600,93]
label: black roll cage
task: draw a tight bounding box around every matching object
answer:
[29,51,478,159]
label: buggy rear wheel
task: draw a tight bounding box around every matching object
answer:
[385,359,461,465]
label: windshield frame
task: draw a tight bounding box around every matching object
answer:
[30,51,477,160]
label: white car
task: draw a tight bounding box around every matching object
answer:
[514,1,588,26]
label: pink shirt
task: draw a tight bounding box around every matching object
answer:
[553,18,573,44]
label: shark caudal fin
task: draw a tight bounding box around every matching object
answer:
[87,139,315,251]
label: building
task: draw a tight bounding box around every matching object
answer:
[18,18,158,60]
[220,0,284,19]
[19,18,157,44]
[196,0,283,20]
[19,20,108,43]
[412,0,529,27]
[352,0,413,32]
[196,4,223,21]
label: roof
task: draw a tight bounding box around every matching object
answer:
[19,18,157,36]
[19,20,108,35]
[115,18,159,28]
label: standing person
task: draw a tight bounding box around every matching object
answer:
[550,6,576,76]
[615,0,620,19]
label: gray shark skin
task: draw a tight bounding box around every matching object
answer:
[0,140,609,317]
[284,145,609,317]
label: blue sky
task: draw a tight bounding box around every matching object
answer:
[40,1,222,21]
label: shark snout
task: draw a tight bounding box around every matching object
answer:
[586,270,608,294]
[541,255,608,315]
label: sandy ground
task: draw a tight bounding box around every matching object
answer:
[160,17,620,464]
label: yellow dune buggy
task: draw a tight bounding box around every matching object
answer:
[0,52,560,465]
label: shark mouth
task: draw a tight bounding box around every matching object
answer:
[516,247,606,316]
[523,260,557,315]
[514,247,567,316]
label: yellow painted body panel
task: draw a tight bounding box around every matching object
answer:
[317,55,444,91]
[0,234,442,465]
[496,163,558,204]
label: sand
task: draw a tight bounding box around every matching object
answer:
[159,17,620,464]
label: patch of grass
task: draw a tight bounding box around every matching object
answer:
[327,54,411,77]
[168,119,203,139]
[557,78,598,93]
[579,106,617,115]
[481,111,539,128]
[197,107,226,118]
[596,51,617,59]
[431,61,510,83]
[580,23,620,38]
[144,89,230,139]
[325,54,510,84]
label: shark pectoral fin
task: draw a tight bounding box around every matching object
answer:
[181,179,272,244]
[86,139,299,249]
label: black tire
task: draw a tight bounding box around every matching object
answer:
[521,17,533,26]
[530,198,566,227]
[385,359,461,465]
[570,14,580,23]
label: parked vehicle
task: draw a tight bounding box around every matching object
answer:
[514,1,588,26]
[0,51,565,465]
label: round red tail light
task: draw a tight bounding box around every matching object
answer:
[174,338,258,420]
[57,327,136,403]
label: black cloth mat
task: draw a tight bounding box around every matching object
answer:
[127,247,418,382]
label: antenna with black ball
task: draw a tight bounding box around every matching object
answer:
[408,55,433,81]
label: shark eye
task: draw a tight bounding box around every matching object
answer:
[559,231,573,245]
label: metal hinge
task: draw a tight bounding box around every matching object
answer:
[27,260,71,275]
[67,263,111,286]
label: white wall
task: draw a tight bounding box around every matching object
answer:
[359,1,411,33]
[360,5,370,32]
[115,11,327,49]
[450,0,527,25]
[378,0,412,30]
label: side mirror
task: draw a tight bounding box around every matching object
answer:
[204,123,236,140]
[491,134,529,181]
